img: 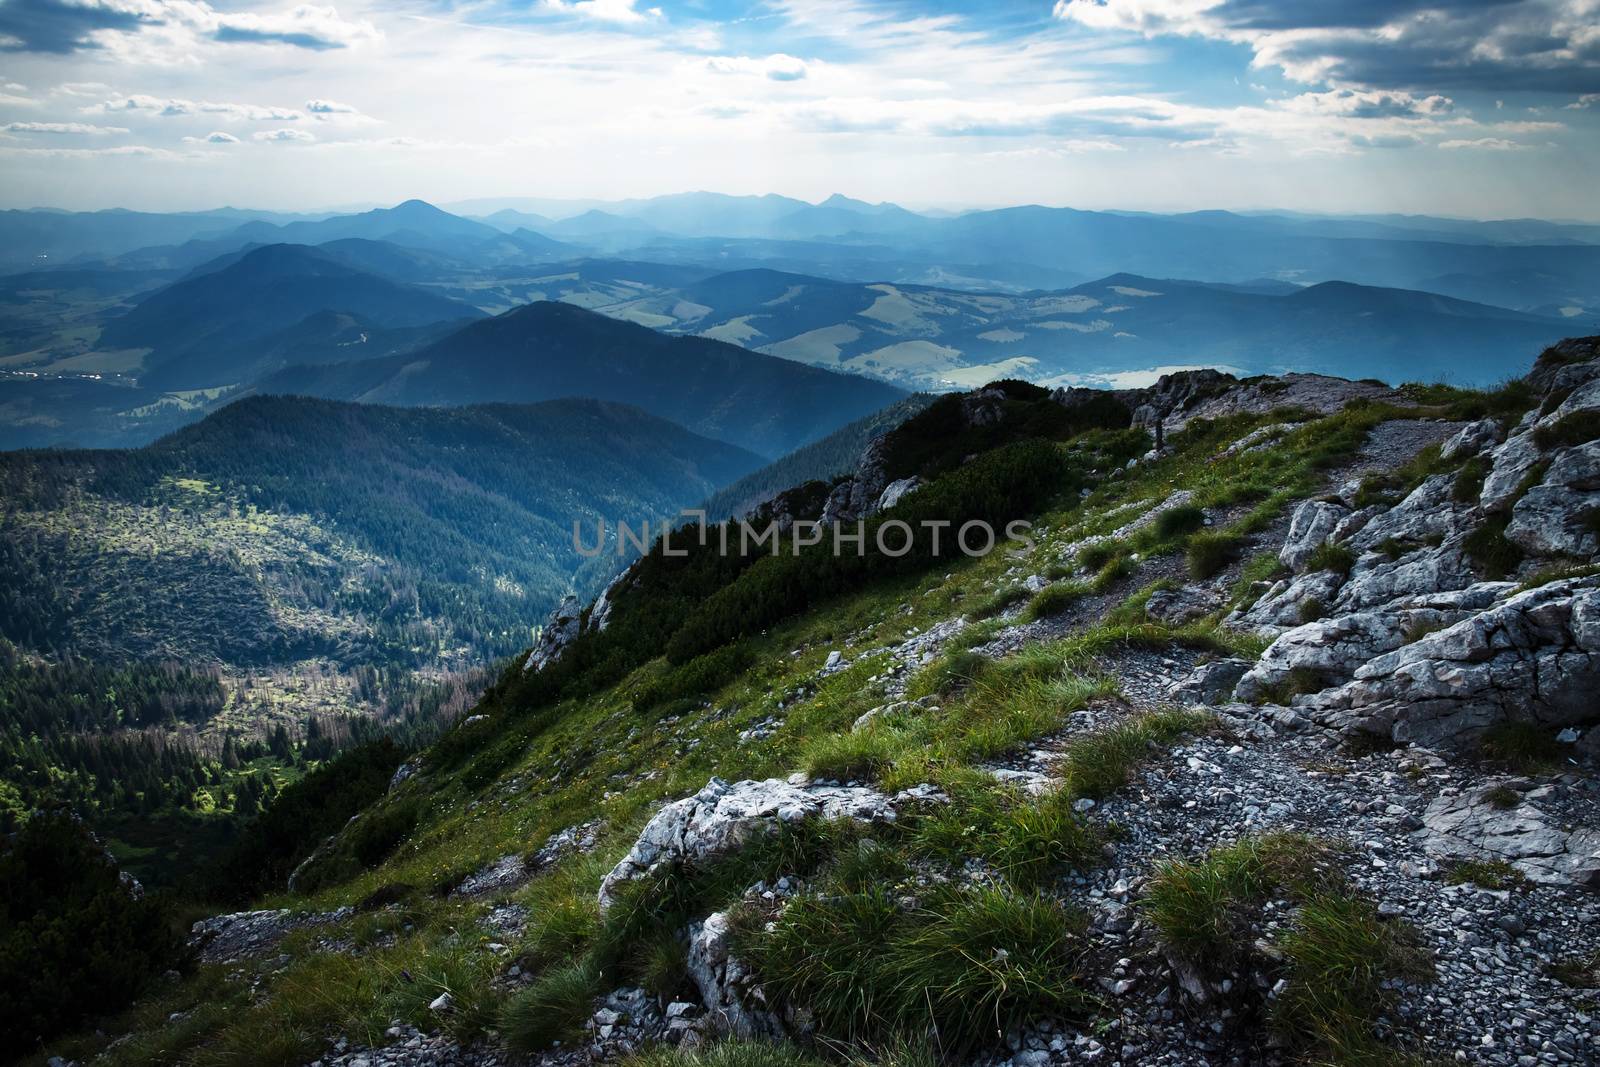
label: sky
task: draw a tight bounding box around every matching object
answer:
[0,0,1597,218]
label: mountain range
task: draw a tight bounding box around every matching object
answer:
[254,299,908,458]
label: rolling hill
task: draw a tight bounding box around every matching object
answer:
[99,244,485,389]
[256,300,907,458]
[594,268,1589,388]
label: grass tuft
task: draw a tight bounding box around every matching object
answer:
[500,960,601,1051]
[1186,532,1240,579]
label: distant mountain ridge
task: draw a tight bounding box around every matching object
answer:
[256,300,907,458]
[101,243,485,389]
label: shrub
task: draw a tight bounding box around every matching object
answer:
[1272,893,1433,1061]
[1444,859,1526,891]
[969,585,1028,620]
[1452,456,1490,504]
[1479,721,1564,772]
[1077,540,1121,572]
[1297,597,1325,624]
[743,883,1091,1054]
[500,961,602,1051]
[0,812,185,1053]
[1303,541,1355,576]
[1153,504,1206,540]
[1186,532,1239,579]
[1060,709,1210,799]
[1463,516,1525,580]
[1025,581,1088,621]
[1532,409,1600,450]
[912,785,1099,888]
[631,643,754,712]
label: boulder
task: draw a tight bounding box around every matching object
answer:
[1307,576,1600,748]
[1230,570,1345,634]
[1145,585,1221,626]
[1416,784,1600,888]
[1505,442,1600,558]
[686,911,785,1039]
[1439,417,1505,462]
[1480,433,1546,514]
[598,777,894,910]
[877,477,920,511]
[524,594,583,673]
[1167,658,1251,705]
[1280,500,1348,571]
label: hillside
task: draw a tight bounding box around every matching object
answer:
[100,244,485,388]
[257,300,908,458]
[0,395,761,878]
[597,268,1586,389]
[40,334,1600,1067]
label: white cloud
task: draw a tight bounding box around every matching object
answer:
[306,98,359,114]
[1052,0,1600,94]
[705,53,809,81]
[253,127,314,142]
[0,0,378,54]
[182,130,240,143]
[1439,137,1527,150]
[541,0,660,24]
[211,5,378,49]
[96,94,304,121]
[3,120,129,134]
[0,143,187,159]
[1568,93,1600,109]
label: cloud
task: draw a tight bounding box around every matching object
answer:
[1567,93,1600,108]
[252,127,314,142]
[3,120,129,134]
[96,94,305,121]
[0,142,185,159]
[541,0,660,24]
[1269,88,1452,119]
[1053,0,1600,94]
[306,98,359,114]
[0,0,158,54]
[212,5,378,50]
[1439,136,1527,149]
[0,0,376,55]
[705,53,809,81]
[182,130,240,143]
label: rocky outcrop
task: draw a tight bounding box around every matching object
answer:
[1306,576,1600,748]
[686,911,785,1039]
[523,594,582,673]
[1145,585,1221,626]
[1416,782,1600,888]
[598,777,895,910]
[190,907,352,964]
[1505,441,1600,558]
[1279,499,1348,571]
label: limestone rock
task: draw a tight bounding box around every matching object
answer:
[1167,658,1251,705]
[524,594,582,673]
[598,777,894,909]
[1308,575,1600,748]
[1280,500,1348,571]
[877,477,920,511]
[1145,585,1221,626]
[1417,784,1600,888]
[686,911,785,1039]
[1439,417,1505,462]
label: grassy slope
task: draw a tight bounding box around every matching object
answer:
[34,382,1528,1067]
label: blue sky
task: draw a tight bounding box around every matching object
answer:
[0,0,1597,217]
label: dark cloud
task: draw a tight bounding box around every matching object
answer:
[1060,0,1600,93]
[0,0,157,54]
